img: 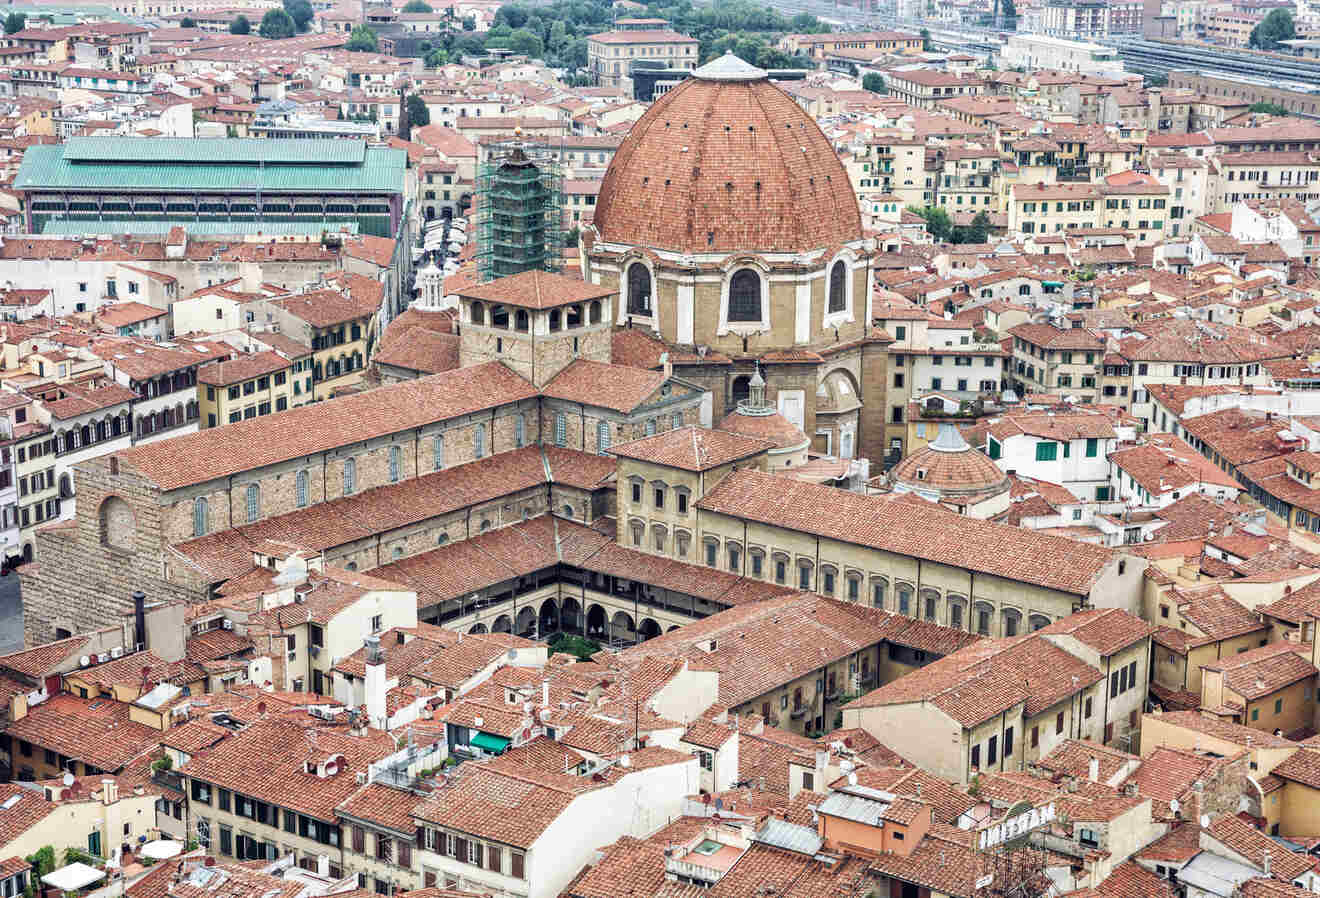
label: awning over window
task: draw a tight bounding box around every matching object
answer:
[470,732,510,753]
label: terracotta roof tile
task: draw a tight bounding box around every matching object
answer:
[113,362,537,491]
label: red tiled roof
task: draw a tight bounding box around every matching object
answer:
[113,362,537,491]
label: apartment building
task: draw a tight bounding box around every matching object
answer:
[885,71,983,110]
[842,608,1153,782]
[179,718,395,872]
[586,28,698,89]
[1008,323,1107,402]
[1008,182,1103,235]
[937,142,999,213]
[197,351,307,429]
[257,289,379,402]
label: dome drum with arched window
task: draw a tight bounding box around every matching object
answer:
[584,53,873,355]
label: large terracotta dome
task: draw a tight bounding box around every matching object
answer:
[591,53,863,255]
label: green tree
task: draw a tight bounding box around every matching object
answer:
[229,15,250,34]
[180,15,196,28]
[403,0,434,10]
[1001,0,1016,22]
[494,2,530,28]
[920,27,932,51]
[909,204,953,242]
[1249,7,1295,49]
[462,15,475,30]
[24,847,54,881]
[951,210,991,244]
[425,47,449,66]
[862,72,887,94]
[258,8,296,38]
[283,0,314,30]
[493,26,543,57]
[3,12,25,33]
[548,633,601,661]
[1250,101,1291,116]
[405,94,430,133]
[345,24,379,51]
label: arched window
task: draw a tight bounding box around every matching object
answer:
[896,583,913,616]
[346,561,358,572]
[562,503,575,519]
[474,423,486,459]
[672,411,683,430]
[589,301,602,324]
[99,496,134,551]
[193,497,208,537]
[728,270,762,322]
[627,262,652,315]
[389,445,402,483]
[296,470,308,508]
[470,301,485,325]
[392,546,404,560]
[58,474,73,500]
[871,578,887,609]
[731,375,751,407]
[828,260,847,313]
[433,434,445,470]
[245,484,260,523]
[596,420,611,455]
[343,457,357,495]
[1003,608,1021,637]
[437,532,449,546]
[554,412,567,447]
[1019,284,1032,296]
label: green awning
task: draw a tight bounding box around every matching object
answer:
[470,732,510,753]
[1042,281,1065,287]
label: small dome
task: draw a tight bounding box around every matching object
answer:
[890,423,1008,498]
[718,408,808,450]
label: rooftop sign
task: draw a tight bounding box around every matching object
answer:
[977,801,1056,851]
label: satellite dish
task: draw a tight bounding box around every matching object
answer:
[62,772,74,787]
[1200,814,1211,827]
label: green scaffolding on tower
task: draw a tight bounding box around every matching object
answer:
[475,141,564,282]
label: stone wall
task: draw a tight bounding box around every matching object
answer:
[23,455,202,646]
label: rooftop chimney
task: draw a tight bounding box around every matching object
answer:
[1089,755,1099,783]
[364,635,387,731]
[132,590,146,651]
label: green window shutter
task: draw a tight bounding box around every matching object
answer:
[989,439,1001,460]
[1063,441,1071,458]
[1086,438,1098,457]
[1035,442,1057,462]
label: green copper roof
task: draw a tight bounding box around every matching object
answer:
[15,140,406,195]
[40,219,361,237]
[61,137,368,164]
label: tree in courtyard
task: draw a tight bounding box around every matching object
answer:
[229,15,250,34]
[3,12,25,33]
